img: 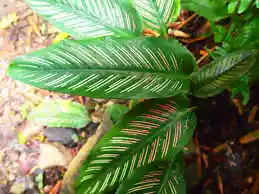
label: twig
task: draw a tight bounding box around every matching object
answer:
[239,129,259,144]
[251,172,259,194]
[168,29,190,38]
[232,98,244,115]
[195,134,202,179]
[213,142,228,154]
[180,36,209,44]
[197,46,217,64]
[176,13,197,30]
[217,170,224,194]
[49,180,62,194]
[248,105,258,123]
[202,153,209,169]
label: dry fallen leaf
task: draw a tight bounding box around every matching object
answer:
[38,143,73,169]
[18,121,44,144]
[53,32,69,43]
[0,12,18,30]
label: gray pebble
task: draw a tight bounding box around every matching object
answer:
[44,127,75,145]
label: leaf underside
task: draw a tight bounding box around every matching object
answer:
[8,37,195,99]
[76,96,197,194]
[191,50,257,98]
[28,100,90,128]
[25,0,142,39]
[131,0,181,36]
[116,156,186,194]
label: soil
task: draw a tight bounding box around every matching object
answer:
[187,90,259,193]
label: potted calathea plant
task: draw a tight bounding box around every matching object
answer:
[8,0,259,193]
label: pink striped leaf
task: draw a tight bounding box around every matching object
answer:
[76,95,196,194]
[116,155,185,194]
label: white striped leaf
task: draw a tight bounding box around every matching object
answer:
[76,96,197,194]
[25,0,142,39]
[8,37,196,99]
[191,50,257,98]
[131,0,181,36]
[116,156,185,194]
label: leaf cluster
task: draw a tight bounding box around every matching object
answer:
[7,0,259,193]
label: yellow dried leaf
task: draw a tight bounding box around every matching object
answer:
[0,12,18,30]
[53,32,69,43]
[27,16,41,36]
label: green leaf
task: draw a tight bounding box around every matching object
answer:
[28,100,90,128]
[228,0,252,14]
[116,155,185,194]
[8,37,196,99]
[210,23,226,43]
[181,0,228,21]
[213,17,259,83]
[225,17,259,51]
[257,0,259,8]
[105,103,129,123]
[231,75,250,105]
[131,0,181,36]
[191,50,257,98]
[25,0,142,39]
[76,95,197,193]
[247,54,259,83]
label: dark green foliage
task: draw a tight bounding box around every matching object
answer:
[182,0,228,21]
[231,75,250,105]
[191,50,257,98]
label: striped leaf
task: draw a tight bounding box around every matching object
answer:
[116,156,185,194]
[76,96,197,194]
[191,50,257,98]
[131,0,181,36]
[28,100,90,128]
[8,37,196,99]
[25,0,142,39]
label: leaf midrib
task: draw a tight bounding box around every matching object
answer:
[13,65,188,79]
[151,0,168,36]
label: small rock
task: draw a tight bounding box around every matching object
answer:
[10,183,26,194]
[9,176,34,194]
[24,189,38,194]
[38,143,73,169]
[44,127,75,145]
